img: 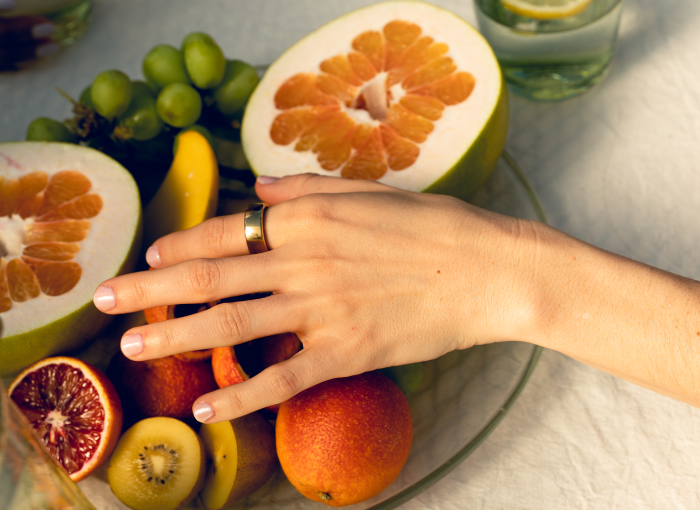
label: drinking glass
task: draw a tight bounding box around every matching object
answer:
[0,0,91,71]
[474,0,623,100]
[0,378,95,510]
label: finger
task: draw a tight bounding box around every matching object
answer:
[119,293,302,360]
[94,254,281,314]
[255,173,400,205]
[192,346,348,423]
[145,213,248,269]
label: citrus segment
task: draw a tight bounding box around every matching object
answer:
[319,55,363,86]
[23,242,81,261]
[341,126,387,180]
[26,219,91,243]
[380,124,419,171]
[266,16,479,180]
[22,257,82,296]
[348,52,377,81]
[274,73,336,110]
[1,178,20,216]
[352,30,384,72]
[399,94,444,121]
[6,258,40,302]
[38,170,92,215]
[38,193,103,221]
[410,71,475,105]
[0,259,11,312]
[383,20,422,71]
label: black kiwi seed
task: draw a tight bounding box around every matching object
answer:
[136,443,180,485]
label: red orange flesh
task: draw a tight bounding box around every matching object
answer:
[8,356,123,482]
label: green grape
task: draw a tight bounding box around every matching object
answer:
[26,118,78,143]
[91,70,132,120]
[156,82,202,128]
[79,85,94,108]
[118,94,164,141]
[180,32,210,50]
[142,44,191,91]
[130,131,173,160]
[131,80,156,98]
[213,60,259,117]
[182,34,225,89]
[379,363,423,394]
[172,124,214,155]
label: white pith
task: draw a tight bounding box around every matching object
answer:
[0,142,140,338]
[0,215,32,258]
[242,0,502,191]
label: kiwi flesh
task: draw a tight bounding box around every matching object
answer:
[108,417,205,510]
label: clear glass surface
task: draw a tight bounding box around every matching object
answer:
[0,378,96,510]
[475,0,623,101]
[0,0,92,49]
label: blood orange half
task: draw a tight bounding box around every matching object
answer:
[0,142,141,377]
[8,356,123,482]
[242,1,507,201]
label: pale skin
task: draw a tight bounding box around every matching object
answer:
[93,173,700,423]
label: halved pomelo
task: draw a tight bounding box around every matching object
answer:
[242,1,507,201]
[8,356,123,482]
[0,142,142,377]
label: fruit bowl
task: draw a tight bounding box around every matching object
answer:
[57,152,544,510]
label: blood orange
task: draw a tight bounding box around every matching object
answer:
[242,1,507,201]
[8,356,123,482]
[0,142,141,377]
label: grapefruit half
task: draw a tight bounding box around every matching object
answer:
[0,142,141,377]
[242,1,507,201]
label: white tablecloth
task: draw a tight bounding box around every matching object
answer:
[2,1,700,508]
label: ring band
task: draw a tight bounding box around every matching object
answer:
[244,203,270,254]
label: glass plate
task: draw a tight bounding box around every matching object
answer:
[73,153,546,510]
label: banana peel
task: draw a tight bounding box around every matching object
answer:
[143,130,219,248]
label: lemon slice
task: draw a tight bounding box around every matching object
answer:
[500,0,594,19]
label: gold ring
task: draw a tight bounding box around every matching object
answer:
[244,203,269,254]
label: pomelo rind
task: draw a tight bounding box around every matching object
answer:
[0,142,142,378]
[241,0,508,202]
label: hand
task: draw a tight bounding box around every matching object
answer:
[0,1,58,72]
[93,174,538,423]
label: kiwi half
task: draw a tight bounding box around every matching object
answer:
[108,417,205,510]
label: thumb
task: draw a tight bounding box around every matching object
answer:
[255,173,396,205]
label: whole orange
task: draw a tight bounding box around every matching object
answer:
[276,371,413,507]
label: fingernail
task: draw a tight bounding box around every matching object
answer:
[121,334,144,357]
[93,285,116,311]
[35,43,60,58]
[0,0,17,11]
[145,245,161,268]
[257,175,279,185]
[31,22,56,39]
[193,402,215,423]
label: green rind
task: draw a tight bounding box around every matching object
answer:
[423,82,508,202]
[0,148,143,378]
